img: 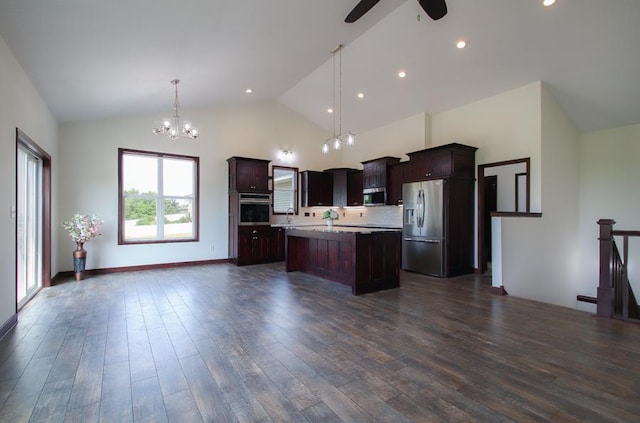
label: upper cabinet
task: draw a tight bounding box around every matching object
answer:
[325,168,360,207]
[346,170,363,206]
[301,170,333,207]
[406,143,477,182]
[388,161,411,206]
[227,156,270,193]
[361,157,401,191]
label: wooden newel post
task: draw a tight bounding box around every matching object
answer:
[597,219,615,317]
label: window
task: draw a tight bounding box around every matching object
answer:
[118,148,199,244]
[272,165,298,215]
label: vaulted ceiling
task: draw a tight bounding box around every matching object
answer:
[1,0,638,134]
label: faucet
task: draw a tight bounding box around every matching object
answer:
[286,208,295,225]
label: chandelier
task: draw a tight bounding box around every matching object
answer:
[322,44,355,154]
[153,79,199,140]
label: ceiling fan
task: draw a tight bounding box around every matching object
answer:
[345,0,447,23]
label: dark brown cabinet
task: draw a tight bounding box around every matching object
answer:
[325,168,360,207]
[347,170,363,206]
[406,143,476,182]
[362,157,400,191]
[387,161,410,206]
[236,226,272,266]
[271,226,286,262]
[227,156,270,193]
[228,156,282,266]
[403,143,478,277]
[301,170,333,207]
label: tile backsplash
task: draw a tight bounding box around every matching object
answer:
[273,205,403,228]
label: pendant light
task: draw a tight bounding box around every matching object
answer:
[322,44,355,153]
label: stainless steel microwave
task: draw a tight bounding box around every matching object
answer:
[363,188,386,206]
[238,193,271,225]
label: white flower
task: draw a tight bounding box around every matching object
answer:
[322,209,339,220]
[62,213,103,243]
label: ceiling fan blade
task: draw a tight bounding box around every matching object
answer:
[345,0,382,23]
[418,0,448,21]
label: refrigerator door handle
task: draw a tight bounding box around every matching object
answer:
[416,189,423,228]
[419,188,426,228]
[403,237,440,243]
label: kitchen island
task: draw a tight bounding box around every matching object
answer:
[285,226,402,295]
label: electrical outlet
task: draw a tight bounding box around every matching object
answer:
[304,212,310,217]
[10,206,16,219]
[312,212,316,217]
[211,244,215,252]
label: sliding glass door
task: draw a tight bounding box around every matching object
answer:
[17,144,43,307]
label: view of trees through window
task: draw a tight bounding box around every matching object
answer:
[118,149,199,243]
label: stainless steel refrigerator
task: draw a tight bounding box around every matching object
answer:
[402,179,444,276]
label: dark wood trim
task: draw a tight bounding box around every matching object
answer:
[577,295,597,304]
[0,314,18,340]
[491,286,508,296]
[611,230,640,237]
[51,258,229,285]
[478,158,532,273]
[118,148,200,245]
[271,165,299,215]
[16,129,52,294]
[490,212,543,218]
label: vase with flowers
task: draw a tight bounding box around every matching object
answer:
[322,209,339,229]
[62,213,103,281]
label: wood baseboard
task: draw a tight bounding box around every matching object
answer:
[52,258,230,285]
[491,285,508,296]
[577,295,597,304]
[0,314,17,340]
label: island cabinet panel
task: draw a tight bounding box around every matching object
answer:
[355,233,401,293]
[285,228,400,295]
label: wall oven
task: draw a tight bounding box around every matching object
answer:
[238,193,271,225]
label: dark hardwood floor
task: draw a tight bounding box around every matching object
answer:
[1,263,640,422]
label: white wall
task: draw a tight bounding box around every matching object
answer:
[340,113,428,169]
[0,35,58,326]
[431,82,543,212]
[428,81,583,308]
[430,82,542,272]
[498,85,579,308]
[578,123,640,311]
[57,100,330,271]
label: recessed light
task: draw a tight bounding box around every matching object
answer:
[456,40,467,49]
[327,108,334,114]
[357,92,365,99]
[543,0,556,6]
[245,88,253,94]
[398,71,407,78]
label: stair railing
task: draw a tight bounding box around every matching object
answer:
[597,219,640,319]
